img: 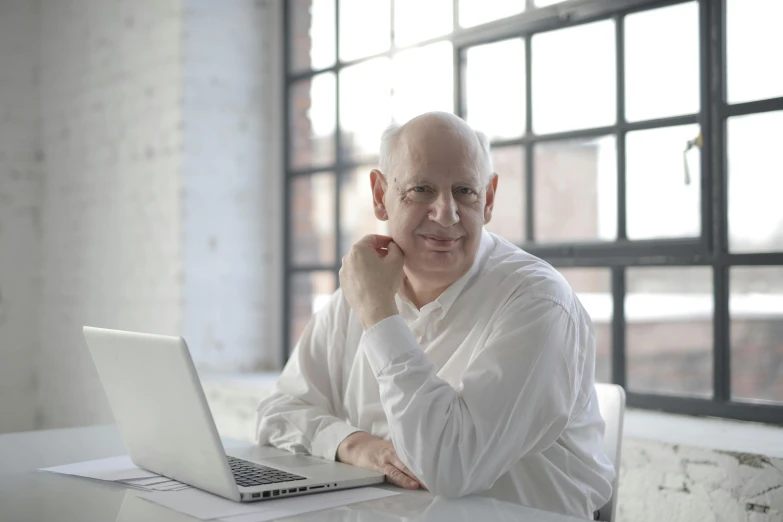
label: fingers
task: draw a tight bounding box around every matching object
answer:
[356,234,394,250]
[383,464,420,490]
[390,454,420,484]
[385,241,403,260]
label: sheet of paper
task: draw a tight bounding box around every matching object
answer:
[40,455,190,491]
[124,477,173,487]
[139,487,400,521]
[40,455,159,482]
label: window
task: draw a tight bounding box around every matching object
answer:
[284,0,783,424]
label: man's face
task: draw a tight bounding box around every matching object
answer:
[371,127,497,286]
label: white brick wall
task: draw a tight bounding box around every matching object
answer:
[37,0,185,429]
[29,0,282,430]
[619,439,783,522]
[0,0,43,434]
[181,0,282,373]
[0,0,281,433]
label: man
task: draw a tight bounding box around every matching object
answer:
[257,112,614,518]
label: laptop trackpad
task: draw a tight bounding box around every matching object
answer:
[260,455,327,468]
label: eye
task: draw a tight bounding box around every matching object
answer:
[456,187,475,195]
[412,186,427,193]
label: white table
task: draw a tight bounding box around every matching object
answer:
[0,425,587,522]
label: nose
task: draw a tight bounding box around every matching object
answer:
[429,191,459,228]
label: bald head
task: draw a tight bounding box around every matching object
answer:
[379,112,494,185]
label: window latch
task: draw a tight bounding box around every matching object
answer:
[683,132,703,185]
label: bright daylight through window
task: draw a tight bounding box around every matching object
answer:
[284,0,783,424]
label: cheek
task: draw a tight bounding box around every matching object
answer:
[458,202,486,226]
[392,203,428,231]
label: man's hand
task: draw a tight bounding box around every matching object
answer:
[339,235,404,329]
[336,432,422,490]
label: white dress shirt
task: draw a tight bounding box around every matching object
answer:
[257,230,615,518]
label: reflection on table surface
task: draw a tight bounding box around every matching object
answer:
[115,484,583,522]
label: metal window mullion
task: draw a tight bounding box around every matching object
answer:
[616,13,627,241]
[699,0,713,254]
[623,113,699,131]
[611,267,627,387]
[488,115,699,146]
[725,252,783,265]
[289,165,341,177]
[290,264,340,273]
[525,35,534,242]
[711,0,728,259]
[289,66,339,83]
[617,134,627,240]
[612,14,627,393]
[710,0,731,402]
[454,46,464,116]
[626,392,783,425]
[725,97,783,117]
[528,125,622,143]
[714,264,730,402]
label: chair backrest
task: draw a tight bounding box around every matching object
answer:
[594,383,626,522]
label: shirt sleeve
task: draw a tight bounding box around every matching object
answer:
[360,294,582,498]
[256,290,362,461]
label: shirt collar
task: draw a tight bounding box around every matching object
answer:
[395,229,494,319]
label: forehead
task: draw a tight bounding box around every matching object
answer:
[394,129,484,183]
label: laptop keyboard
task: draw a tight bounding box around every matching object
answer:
[227,456,307,487]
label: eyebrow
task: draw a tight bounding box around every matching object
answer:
[400,176,481,187]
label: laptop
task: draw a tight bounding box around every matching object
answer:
[83,326,385,502]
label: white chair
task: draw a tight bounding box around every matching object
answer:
[594,383,626,522]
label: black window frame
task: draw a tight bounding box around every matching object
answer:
[282,0,783,425]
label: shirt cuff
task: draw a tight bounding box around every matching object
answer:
[361,314,419,376]
[310,421,364,462]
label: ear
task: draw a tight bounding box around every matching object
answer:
[370,169,389,221]
[483,173,499,225]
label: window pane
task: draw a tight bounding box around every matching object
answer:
[394,0,452,47]
[289,74,336,169]
[625,3,699,122]
[626,125,701,240]
[534,136,617,242]
[339,166,390,256]
[730,266,783,404]
[557,268,612,383]
[339,0,391,61]
[291,173,335,266]
[532,21,616,134]
[728,111,783,253]
[392,42,454,124]
[459,0,524,28]
[727,0,783,104]
[289,0,336,73]
[290,271,336,354]
[465,39,525,139]
[626,267,713,398]
[340,58,392,161]
[485,146,525,244]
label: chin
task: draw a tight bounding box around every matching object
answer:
[410,251,463,273]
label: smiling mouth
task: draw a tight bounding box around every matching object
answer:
[422,235,462,249]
